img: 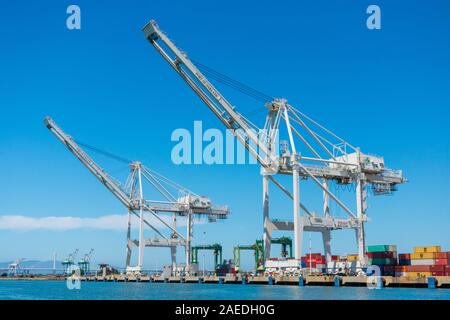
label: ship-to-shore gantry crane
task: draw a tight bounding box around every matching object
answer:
[45,117,229,275]
[142,19,406,269]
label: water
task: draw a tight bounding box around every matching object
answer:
[1,280,449,300]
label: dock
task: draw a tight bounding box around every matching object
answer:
[6,274,449,289]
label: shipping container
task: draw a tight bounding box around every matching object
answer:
[327,261,347,273]
[410,259,434,266]
[366,252,395,259]
[395,266,407,272]
[413,246,441,253]
[405,271,432,278]
[398,253,411,260]
[434,259,448,265]
[410,252,436,260]
[432,271,445,277]
[430,265,445,272]
[368,258,397,265]
[347,255,359,262]
[367,245,397,253]
[405,265,432,272]
[398,259,411,266]
[434,252,449,259]
[305,253,322,259]
[346,261,364,273]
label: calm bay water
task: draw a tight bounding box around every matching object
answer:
[0,280,449,300]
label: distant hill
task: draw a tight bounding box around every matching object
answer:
[0,260,63,270]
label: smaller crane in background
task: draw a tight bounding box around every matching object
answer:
[78,249,94,276]
[191,244,223,269]
[62,249,79,275]
[8,258,26,276]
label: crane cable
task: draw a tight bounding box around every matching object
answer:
[76,141,132,165]
[192,60,274,103]
[76,141,196,196]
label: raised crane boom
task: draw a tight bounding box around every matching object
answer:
[44,117,133,209]
[143,21,278,171]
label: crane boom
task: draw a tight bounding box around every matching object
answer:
[143,21,278,170]
[44,117,134,209]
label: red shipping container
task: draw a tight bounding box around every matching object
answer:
[432,271,445,276]
[435,252,449,259]
[366,252,394,259]
[331,255,339,261]
[398,253,411,260]
[384,266,394,272]
[405,265,432,272]
[434,259,448,265]
[446,271,450,276]
[305,262,317,268]
[430,265,445,272]
[395,266,407,272]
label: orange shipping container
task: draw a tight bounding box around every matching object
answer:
[413,246,441,253]
[410,252,436,260]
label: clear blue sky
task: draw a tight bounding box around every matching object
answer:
[0,0,449,270]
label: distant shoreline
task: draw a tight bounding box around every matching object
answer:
[0,276,64,281]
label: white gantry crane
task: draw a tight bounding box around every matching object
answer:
[45,117,229,275]
[8,258,26,276]
[142,20,406,268]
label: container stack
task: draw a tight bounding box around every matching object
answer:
[397,246,450,277]
[366,245,398,276]
[302,253,325,273]
[302,254,340,273]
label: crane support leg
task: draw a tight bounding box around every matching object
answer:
[356,177,367,264]
[322,229,332,264]
[125,209,132,268]
[355,224,366,264]
[137,167,145,271]
[293,167,303,259]
[170,246,177,275]
[185,211,193,274]
[323,179,330,216]
[262,175,271,261]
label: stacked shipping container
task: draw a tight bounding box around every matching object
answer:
[287,245,449,277]
[395,246,450,277]
[366,245,398,276]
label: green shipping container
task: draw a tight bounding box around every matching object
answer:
[366,245,397,253]
[368,258,397,265]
